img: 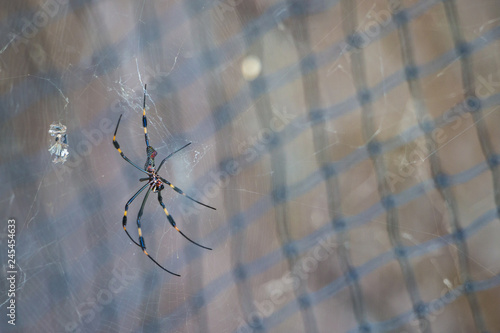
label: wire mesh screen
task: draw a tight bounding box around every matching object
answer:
[1,0,500,332]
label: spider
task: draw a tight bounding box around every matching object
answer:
[113,84,215,276]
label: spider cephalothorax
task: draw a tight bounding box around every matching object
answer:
[146,169,164,193]
[112,84,216,276]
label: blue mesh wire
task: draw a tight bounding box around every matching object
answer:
[1,0,500,332]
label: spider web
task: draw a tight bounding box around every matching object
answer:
[1,0,500,332]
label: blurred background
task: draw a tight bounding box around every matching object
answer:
[1,0,500,332]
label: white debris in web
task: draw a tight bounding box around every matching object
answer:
[48,122,69,164]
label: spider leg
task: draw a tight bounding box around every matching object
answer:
[122,183,149,247]
[159,176,216,210]
[125,185,180,276]
[142,84,151,148]
[156,142,192,173]
[157,191,212,250]
[113,114,149,175]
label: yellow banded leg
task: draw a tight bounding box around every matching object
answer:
[157,192,212,250]
[122,183,150,249]
[113,114,149,174]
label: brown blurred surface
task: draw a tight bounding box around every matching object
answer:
[1,0,500,332]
